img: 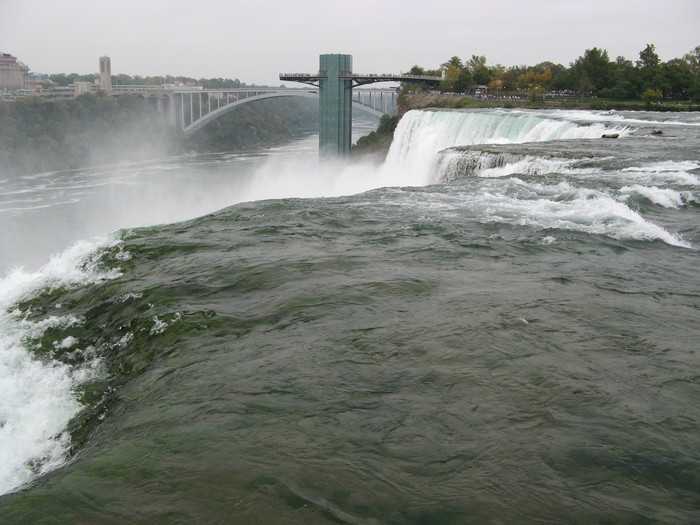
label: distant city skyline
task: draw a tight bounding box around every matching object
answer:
[2,0,699,86]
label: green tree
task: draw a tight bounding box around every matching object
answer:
[683,45,700,76]
[535,62,567,90]
[637,44,660,69]
[441,56,464,70]
[112,73,135,86]
[500,68,519,91]
[401,65,431,92]
[615,56,633,68]
[634,43,671,94]
[689,78,700,99]
[455,69,474,92]
[571,47,614,95]
[466,55,487,75]
[440,65,461,92]
[641,88,662,105]
[408,65,426,75]
[601,56,640,99]
[49,73,78,86]
[528,86,545,102]
[472,65,492,86]
[662,59,693,98]
[580,72,595,100]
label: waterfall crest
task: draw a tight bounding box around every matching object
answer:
[382,109,630,184]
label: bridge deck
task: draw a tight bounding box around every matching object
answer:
[279,73,441,87]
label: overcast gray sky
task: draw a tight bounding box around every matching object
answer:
[3,0,699,86]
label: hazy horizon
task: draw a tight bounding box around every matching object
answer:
[2,0,698,86]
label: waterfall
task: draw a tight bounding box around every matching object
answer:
[382,109,631,184]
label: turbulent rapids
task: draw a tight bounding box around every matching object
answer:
[1,108,699,524]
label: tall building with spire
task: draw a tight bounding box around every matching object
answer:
[99,56,112,93]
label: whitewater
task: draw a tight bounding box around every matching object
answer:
[0,108,698,524]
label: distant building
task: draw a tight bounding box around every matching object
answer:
[74,81,94,95]
[99,56,112,93]
[0,52,31,89]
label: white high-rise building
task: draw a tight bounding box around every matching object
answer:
[0,52,30,89]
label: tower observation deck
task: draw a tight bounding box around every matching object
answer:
[280,54,441,159]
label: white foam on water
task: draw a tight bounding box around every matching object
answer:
[619,161,700,187]
[471,180,693,248]
[436,148,603,182]
[620,185,697,208]
[477,156,596,179]
[622,160,700,173]
[404,179,692,248]
[239,155,406,202]
[0,236,120,495]
[534,109,700,127]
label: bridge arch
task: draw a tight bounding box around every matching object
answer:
[182,91,387,137]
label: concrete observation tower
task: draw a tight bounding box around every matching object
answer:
[281,54,440,159]
[99,56,112,94]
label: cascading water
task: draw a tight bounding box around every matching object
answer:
[383,109,631,184]
[435,150,596,181]
[0,239,120,494]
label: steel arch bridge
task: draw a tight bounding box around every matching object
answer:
[175,87,399,137]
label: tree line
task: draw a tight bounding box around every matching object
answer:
[406,44,700,102]
[48,73,253,89]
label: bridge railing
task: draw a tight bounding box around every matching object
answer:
[112,85,178,92]
[352,90,398,116]
[281,73,442,81]
[176,87,398,133]
[175,89,314,129]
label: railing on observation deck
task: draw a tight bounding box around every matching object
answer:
[280,73,442,81]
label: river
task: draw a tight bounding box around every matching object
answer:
[0,108,698,524]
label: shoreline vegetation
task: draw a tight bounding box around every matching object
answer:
[400,45,700,108]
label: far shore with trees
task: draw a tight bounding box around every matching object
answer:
[402,44,700,110]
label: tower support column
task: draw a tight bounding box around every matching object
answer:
[318,54,353,159]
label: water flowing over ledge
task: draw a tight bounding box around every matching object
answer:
[383,108,632,184]
[0,238,121,495]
